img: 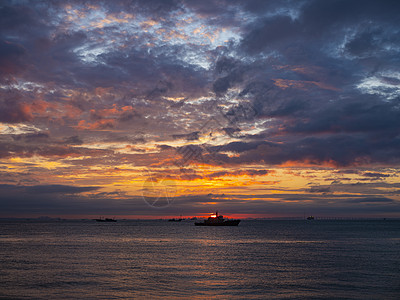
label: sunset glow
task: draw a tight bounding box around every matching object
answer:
[1,0,400,219]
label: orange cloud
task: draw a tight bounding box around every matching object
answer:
[280,159,339,168]
[76,119,115,130]
[274,64,324,77]
[89,104,135,120]
[272,78,340,91]
[26,100,82,122]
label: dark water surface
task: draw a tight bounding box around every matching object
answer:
[0,219,399,299]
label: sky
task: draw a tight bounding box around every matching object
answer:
[1,0,400,219]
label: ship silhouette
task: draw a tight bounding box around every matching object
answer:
[195,211,240,226]
[94,217,117,222]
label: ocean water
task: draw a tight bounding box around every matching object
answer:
[0,219,399,299]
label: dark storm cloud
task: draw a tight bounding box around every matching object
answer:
[345,28,386,58]
[102,0,182,16]
[241,15,301,54]
[240,0,400,55]
[299,0,400,30]
[0,3,47,32]
[0,40,26,79]
[282,95,400,136]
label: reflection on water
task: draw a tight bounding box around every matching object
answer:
[0,220,399,299]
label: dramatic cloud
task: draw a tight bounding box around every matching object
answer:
[0,0,399,218]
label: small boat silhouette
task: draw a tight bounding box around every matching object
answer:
[168,218,183,222]
[94,217,117,222]
[195,211,240,226]
[168,215,184,222]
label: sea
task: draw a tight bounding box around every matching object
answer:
[0,219,399,299]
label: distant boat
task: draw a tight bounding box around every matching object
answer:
[195,211,240,226]
[168,214,184,222]
[94,217,117,222]
[168,218,183,222]
[306,216,315,220]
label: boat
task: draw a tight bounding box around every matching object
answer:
[306,216,315,220]
[168,218,183,222]
[168,214,184,222]
[94,217,117,222]
[195,211,240,226]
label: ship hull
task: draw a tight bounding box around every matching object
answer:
[194,220,240,226]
